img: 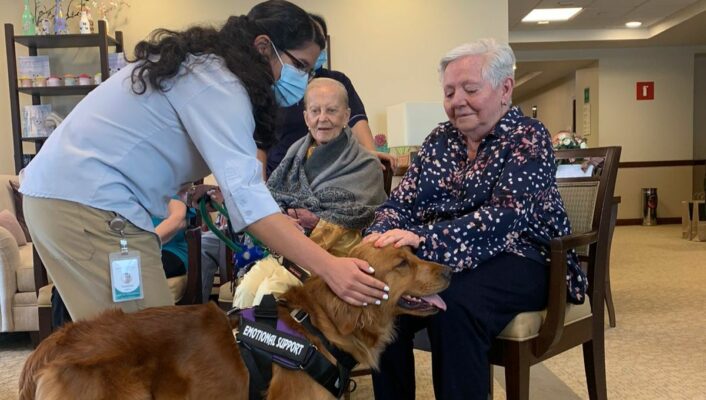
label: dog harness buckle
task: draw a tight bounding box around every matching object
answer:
[290,309,309,324]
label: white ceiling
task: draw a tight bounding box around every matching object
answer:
[510,0,701,32]
[509,0,706,99]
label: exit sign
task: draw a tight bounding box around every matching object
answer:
[636,81,654,100]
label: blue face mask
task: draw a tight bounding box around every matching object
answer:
[314,50,327,71]
[271,43,308,107]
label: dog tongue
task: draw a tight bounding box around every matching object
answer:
[422,294,447,311]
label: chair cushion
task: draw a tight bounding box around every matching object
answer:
[37,283,53,307]
[13,290,36,306]
[0,210,27,246]
[497,296,592,341]
[16,243,35,292]
[218,281,234,305]
[168,275,187,303]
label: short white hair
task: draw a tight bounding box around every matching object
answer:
[304,77,349,107]
[438,38,516,89]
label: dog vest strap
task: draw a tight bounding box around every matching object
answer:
[253,295,278,328]
[295,310,358,372]
[289,308,359,398]
[238,343,271,400]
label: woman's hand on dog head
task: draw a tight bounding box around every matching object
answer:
[319,257,390,307]
[363,229,422,249]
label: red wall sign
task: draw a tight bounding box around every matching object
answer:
[636,81,654,100]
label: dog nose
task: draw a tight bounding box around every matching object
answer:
[441,266,452,281]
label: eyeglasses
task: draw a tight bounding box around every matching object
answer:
[279,48,310,72]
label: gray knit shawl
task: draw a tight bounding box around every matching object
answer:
[267,127,387,230]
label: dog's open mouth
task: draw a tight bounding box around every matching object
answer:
[399,294,447,312]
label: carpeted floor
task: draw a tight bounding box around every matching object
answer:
[1,225,704,399]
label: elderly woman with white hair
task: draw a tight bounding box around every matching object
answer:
[232,77,388,308]
[364,39,583,399]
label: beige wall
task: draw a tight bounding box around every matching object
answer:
[616,167,693,221]
[694,54,706,160]
[517,76,574,136]
[516,46,706,219]
[516,63,599,147]
[0,0,509,175]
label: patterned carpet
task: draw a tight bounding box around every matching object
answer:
[1,225,704,399]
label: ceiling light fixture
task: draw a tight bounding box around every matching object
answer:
[625,21,642,28]
[537,21,550,25]
[522,7,582,22]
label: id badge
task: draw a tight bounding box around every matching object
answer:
[109,251,144,303]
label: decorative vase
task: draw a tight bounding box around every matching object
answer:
[53,0,68,34]
[38,18,51,35]
[79,11,91,34]
[21,0,36,35]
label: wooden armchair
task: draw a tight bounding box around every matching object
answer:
[489,146,621,399]
[34,214,204,344]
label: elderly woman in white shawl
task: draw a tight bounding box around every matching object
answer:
[234,78,387,307]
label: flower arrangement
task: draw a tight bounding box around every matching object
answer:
[552,130,587,150]
[374,133,389,153]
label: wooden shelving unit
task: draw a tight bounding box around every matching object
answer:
[4,20,123,173]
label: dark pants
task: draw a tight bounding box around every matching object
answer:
[372,253,548,400]
[161,250,186,278]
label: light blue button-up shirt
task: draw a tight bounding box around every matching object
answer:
[21,54,280,233]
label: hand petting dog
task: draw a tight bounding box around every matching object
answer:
[364,229,423,249]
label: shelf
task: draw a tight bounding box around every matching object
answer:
[14,33,119,49]
[18,85,97,96]
[21,136,49,143]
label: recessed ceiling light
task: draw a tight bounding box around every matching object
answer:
[522,7,582,22]
[625,21,642,28]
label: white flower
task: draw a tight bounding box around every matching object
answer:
[562,138,572,146]
[580,141,588,149]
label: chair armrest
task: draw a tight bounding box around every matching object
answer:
[0,227,21,330]
[534,230,598,357]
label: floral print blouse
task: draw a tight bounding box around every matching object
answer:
[367,107,586,304]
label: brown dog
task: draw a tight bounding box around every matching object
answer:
[19,242,451,399]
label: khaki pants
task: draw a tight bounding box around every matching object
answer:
[23,197,174,321]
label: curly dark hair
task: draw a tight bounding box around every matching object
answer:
[130,0,324,149]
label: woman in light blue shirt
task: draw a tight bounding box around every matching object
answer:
[20,0,388,321]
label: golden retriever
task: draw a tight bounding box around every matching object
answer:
[19,242,451,400]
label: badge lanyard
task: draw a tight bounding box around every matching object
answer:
[108,216,144,303]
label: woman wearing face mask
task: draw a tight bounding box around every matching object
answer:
[264,13,398,177]
[20,0,389,322]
